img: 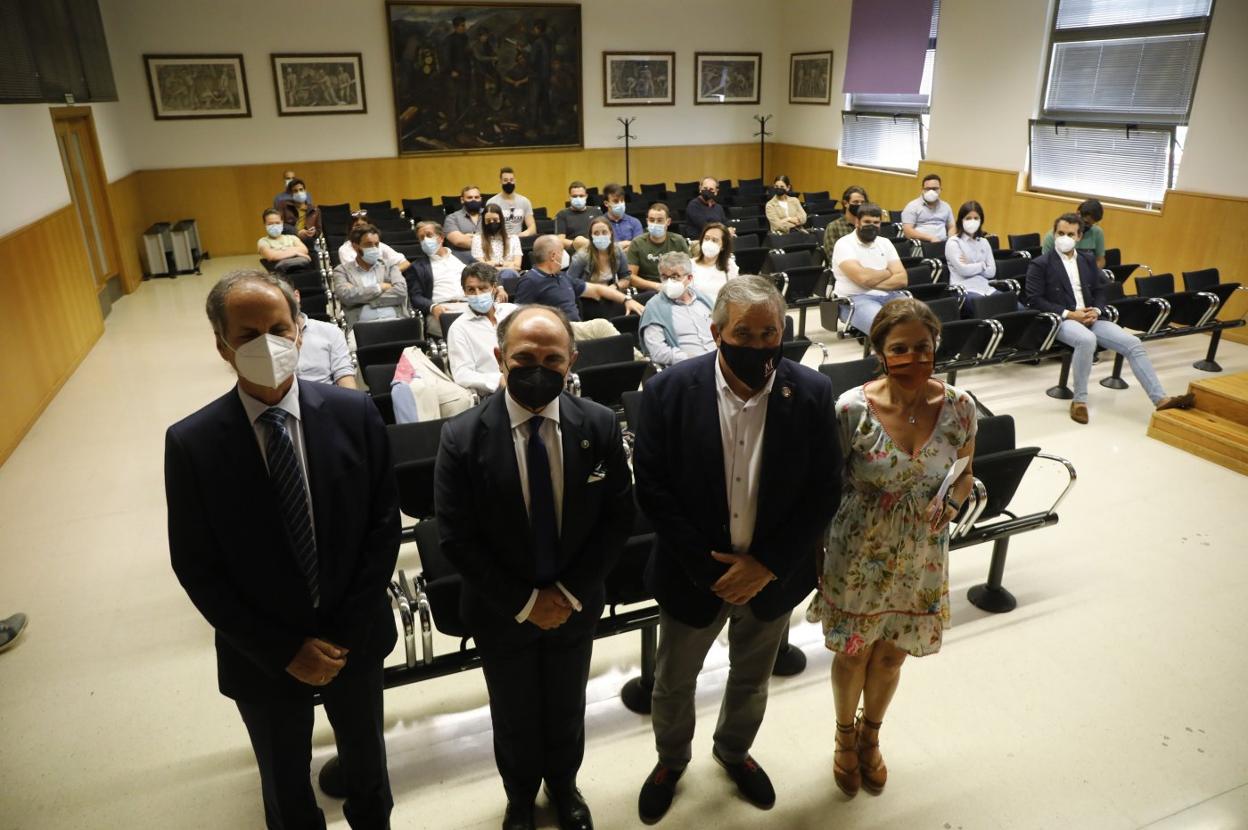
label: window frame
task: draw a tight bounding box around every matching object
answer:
[1027,119,1177,209]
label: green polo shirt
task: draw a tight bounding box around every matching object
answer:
[626,232,689,281]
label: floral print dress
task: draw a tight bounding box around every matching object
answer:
[807,382,977,657]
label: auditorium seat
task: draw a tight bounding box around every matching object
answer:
[353,317,432,374]
[1135,273,1221,328]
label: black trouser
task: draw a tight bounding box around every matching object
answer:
[235,660,392,830]
[476,597,602,805]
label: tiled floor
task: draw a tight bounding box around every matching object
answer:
[1,256,1246,830]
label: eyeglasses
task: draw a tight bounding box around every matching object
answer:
[350,210,368,218]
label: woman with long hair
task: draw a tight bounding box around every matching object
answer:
[471,203,521,270]
[689,222,739,302]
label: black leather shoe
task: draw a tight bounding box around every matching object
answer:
[638,763,684,825]
[544,785,593,830]
[712,749,775,809]
[502,801,535,830]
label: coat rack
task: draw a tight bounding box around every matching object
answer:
[753,114,773,184]
[617,117,638,189]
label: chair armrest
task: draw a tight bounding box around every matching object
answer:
[988,278,1020,294]
[405,570,434,666]
[387,581,417,669]
[952,478,989,542]
[1035,452,1078,518]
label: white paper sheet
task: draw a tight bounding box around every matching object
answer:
[935,456,969,505]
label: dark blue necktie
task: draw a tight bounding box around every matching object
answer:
[259,408,320,606]
[526,417,559,583]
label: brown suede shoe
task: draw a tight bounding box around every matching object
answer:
[1070,402,1089,424]
[1155,393,1195,411]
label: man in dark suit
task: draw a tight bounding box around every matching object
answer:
[1025,212,1192,424]
[633,275,841,823]
[166,270,399,829]
[435,305,634,830]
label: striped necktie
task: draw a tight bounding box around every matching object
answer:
[258,407,320,606]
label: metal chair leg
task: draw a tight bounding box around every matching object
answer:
[1194,329,1224,372]
[1046,352,1074,399]
[967,538,1018,613]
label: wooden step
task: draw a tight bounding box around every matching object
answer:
[1190,374,1248,425]
[1148,408,1248,476]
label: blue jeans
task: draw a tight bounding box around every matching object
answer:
[840,291,909,334]
[1056,318,1167,404]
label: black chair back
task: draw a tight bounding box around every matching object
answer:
[1181,268,1219,291]
[995,257,1029,281]
[1008,233,1041,251]
[926,296,961,324]
[818,357,880,400]
[577,361,648,410]
[353,317,425,349]
[363,362,397,394]
[621,389,643,430]
[576,334,636,369]
[973,291,1022,319]
[608,314,641,345]
[781,338,812,364]
[387,419,447,520]
[410,519,469,638]
[1104,248,1122,268]
[733,247,769,275]
[1135,273,1176,297]
[974,415,1015,457]
[972,448,1041,522]
[360,200,393,214]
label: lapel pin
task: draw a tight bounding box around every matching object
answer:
[580,439,590,449]
[781,386,792,398]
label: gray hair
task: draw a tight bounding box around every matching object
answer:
[658,250,692,277]
[496,304,577,354]
[711,274,786,330]
[206,269,299,336]
[531,234,562,266]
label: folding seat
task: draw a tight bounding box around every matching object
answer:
[352,317,435,374]
[767,231,818,256]
[1135,273,1221,328]
[401,197,434,216]
[1182,268,1243,314]
[359,200,393,214]
[817,356,880,400]
[802,190,829,203]
[362,363,397,425]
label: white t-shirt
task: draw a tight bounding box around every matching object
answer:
[831,234,900,297]
[429,250,466,304]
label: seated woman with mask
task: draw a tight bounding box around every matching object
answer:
[689,222,740,302]
[944,201,998,311]
[568,216,633,319]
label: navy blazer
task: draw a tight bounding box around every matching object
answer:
[434,391,635,634]
[406,250,476,315]
[1025,249,1110,317]
[635,352,842,628]
[165,381,400,702]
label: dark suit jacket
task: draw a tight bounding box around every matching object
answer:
[165,381,400,702]
[405,254,437,315]
[636,352,842,628]
[280,200,321,238]
[1025,249,1110,317]
[434,391,634,636]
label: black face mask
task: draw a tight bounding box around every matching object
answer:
[464,200,482,214]
[501,182,516,194]
[857,225,879,243]
[700,188,715,202]
[507,365,565,410]
[847,203,861,217]
[773,187,787,196]
[484,221,501,234]
[719,340,781,391]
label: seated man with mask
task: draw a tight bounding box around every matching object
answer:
[830,203,908,334]
[258,208,312,273]
[446,263,519,397]
[514,235,644,326]
[639,252,716,368]
[331,224,408,325]
[407,221,470,336]
[555,180,602,253]
[601,182,643,251]
[444,185,486,251]
[275,275,356,389]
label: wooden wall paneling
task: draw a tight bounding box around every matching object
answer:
[105,173,146,293]
[0,206,104,464]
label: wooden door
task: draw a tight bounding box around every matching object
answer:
[51,107,120,292]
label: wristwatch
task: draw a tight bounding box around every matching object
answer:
[944,494,961,514]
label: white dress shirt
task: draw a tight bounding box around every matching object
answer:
[503,390,582,621]
[447,303,517,394]
[714,356,775,554]
[236,376,315,530]
[429,249,466,304]
[1059,250,1096,319]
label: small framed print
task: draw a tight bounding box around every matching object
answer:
[272,53,367,116]
[694,52,761,105]
[789,50,833,105]
[603,52,675,106]
[143,54,250,120]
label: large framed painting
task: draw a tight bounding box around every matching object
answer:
[603,52,675,106]
[694,52,761,105]
[789,51,833,105]
[143,54,250,120]
[272,53,367,116]
[387,1,583,155]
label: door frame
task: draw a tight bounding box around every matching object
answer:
[49,105,123,295]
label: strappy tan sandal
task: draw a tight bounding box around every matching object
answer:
[833,721,861,797]
[858,715,888,795]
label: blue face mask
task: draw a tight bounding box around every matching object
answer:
[591,234,612,251]
[609,202,626,217]
[420,237,441,256]
[360,247,382,265]
[293,191,308,204]
[570,196,587,210]
[648,222,666,239]
[266,223,283,238]
[467,292,495,314]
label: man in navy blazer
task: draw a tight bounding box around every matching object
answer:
[166,270,399,829]
[1025,212,1192,423]
[435,305,634,830]
[633,276,842,822]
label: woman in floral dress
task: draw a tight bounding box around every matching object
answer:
[807,298,977,798]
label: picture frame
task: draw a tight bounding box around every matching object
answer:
[602,51,675,106]
[694,52,761,105]
[271,53,367,116]
[386,1,583,155]
[142,54,250,120]
[789,50,833,105]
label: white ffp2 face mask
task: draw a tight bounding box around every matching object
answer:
[662,279,687,299]
[700,240,721,260]
[560,250,571,270]
[1054,235,1077,254]
[962,219,980,235]
[923,188,939,203]
[225,333,300,388]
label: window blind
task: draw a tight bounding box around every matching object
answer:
[1056,0,1212,29]
[1030,123,1172,206]
[1044,33,1205,121]
[851,49,934,113]
[842,114,923,174]
[842,0,934,95]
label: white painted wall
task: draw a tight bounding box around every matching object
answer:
[97,0,784,169]
[773,0,852,151]
[0,106,72,236]
[1175,0,1248,197]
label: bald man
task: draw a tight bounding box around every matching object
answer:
[513,234,643,322]
[165,269,399,829]
[434,305,634,830]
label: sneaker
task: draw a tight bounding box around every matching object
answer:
[712,749,775,809]
[638,763,683,824]
[0,613,28,653]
